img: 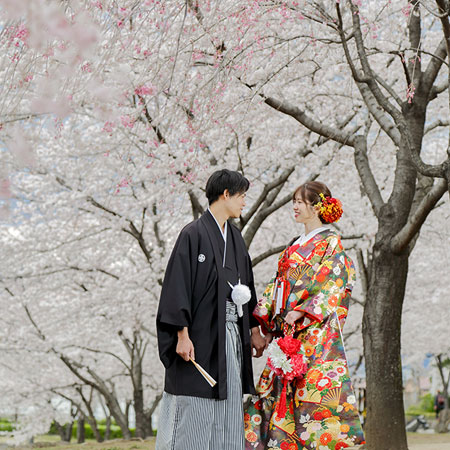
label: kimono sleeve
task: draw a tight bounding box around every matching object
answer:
[252,274,277,334]
[156,228,197,368]
[293,251,355,329]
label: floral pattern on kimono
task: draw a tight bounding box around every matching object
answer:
[245,230,365,450]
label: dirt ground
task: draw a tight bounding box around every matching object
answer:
[1,432,450,449]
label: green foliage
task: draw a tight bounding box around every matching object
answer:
[0,419,14,432]
[96,418,118,426]
[48,421,135,440]
[405,407,435,419]
[74,423,133,440]
[420,393,435,413]
[406,393,436,417]
[438,357,450,368]
[47,422,58,435]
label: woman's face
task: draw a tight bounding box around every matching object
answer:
[292,193,318,224]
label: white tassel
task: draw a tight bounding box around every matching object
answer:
[228,280,251,317]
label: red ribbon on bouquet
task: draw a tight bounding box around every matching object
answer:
[267,324,308,419]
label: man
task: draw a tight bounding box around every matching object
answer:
[156,169,265,450]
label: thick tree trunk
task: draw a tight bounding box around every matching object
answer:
[76,417,85,444]
[363,237,409,450]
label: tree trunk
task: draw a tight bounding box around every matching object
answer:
[86,416,103,442]
[76,417,85,444]
[108,400,132,440]
[144,393,163,437]
[436,409,450,433]
[133,354,146,438]
[435,354,450,433]
[134,385,146,438]
[65,422,73,443]
[104,416,111,441]
[54,421,72,442]
[146,413,154,437]
[363,237,409,450]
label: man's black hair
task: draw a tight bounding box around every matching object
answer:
[205,169,250,205]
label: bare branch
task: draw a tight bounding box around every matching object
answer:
[122,222,151,263]
[87,196,121,218]
[24,305,47,342]
[391,179,447,253]
[407,1,422,88]
[423,39,448,95]
[335,4,401,146]
[373,73,403,107]
[335,4,370,84]
[356,249,368,299]
[243,190,293,248]
[188,189,204,221]
[138,96,166,143]
[424,118,450,134]
[261,94,355,146]
[429,80,448,100]
[349,2,403,124]
[241,167,296,227]
[408,148,446,178]
[243,163,331,248]
[350,296,366,307]
[63,345,131,372]
[353,136,384,216]
[252,245,285,267]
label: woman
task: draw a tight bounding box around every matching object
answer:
[244,182,364,450]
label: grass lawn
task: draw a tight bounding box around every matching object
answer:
[408,431,450,445]
[1,432,449,449]
[0,435,156,450]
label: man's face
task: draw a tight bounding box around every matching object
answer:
[226,191,246,218]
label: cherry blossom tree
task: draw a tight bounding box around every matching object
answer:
[1,1,449,449]
[192,1,448,448]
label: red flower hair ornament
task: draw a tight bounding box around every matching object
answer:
[316,193,343,223]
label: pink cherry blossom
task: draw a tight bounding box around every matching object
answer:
[135,84,155,96]
[120,115,134,128]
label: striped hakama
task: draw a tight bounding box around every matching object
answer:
[156,302,245,450]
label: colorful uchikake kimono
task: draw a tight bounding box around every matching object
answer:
[244,229,365,450]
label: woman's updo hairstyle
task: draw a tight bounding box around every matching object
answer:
[293,181,342,224]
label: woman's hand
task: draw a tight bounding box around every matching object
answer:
[285,310,304,326]
[176,327,195,361]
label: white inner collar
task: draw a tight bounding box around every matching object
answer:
[293,226,329,247]
[208,208,227,267]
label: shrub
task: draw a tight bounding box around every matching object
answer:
[406,393,436,418]
[0,420,14,432]
[49,420,135,440]
[420,393,435,413]
[70,423,135,440]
